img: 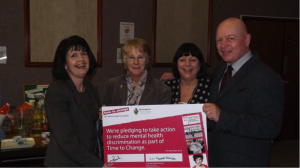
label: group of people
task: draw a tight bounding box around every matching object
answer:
[44,17,284,167]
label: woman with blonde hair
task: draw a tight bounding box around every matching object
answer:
[102,38,171,106]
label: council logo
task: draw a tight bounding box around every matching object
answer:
[134,108,138,115]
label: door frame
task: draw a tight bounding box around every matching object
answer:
[241,15,298,22]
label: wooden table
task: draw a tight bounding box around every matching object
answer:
[0,133,47,166]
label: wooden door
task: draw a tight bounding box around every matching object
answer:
[243,17,299,140]
[281,21,299,140]
[244,20,284,74]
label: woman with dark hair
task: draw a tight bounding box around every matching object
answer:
[44,35,106,167]
[165,43,211,104]
[192,154,208,168]
[102,38,171,106]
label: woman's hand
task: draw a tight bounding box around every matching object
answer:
[160,72,175,82]
[103,163,109,167]
[99,104,106,120]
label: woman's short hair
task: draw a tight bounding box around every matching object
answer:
[172,43,207,79]
[121,38,151,69]
[51,35,96,80]
[193,154,203,162]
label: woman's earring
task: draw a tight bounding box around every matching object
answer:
[65,67,67,70]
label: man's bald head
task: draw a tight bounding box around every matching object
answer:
[218,18,248,35]
[215,18,251,64]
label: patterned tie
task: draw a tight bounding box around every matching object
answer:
[219,65,233,93]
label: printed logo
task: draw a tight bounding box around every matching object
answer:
[103,107,129,115]
[134,108,139,115]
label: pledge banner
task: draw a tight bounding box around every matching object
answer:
[103,104,209,168]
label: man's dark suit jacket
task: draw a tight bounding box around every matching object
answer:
[103,73,171,105]
[208,51,284,167]
[44,79,104,167]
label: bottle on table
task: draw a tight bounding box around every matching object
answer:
[42,106,49,132]
[13,107,30,137]
[30,101,43,137]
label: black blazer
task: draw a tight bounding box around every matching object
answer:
[44,79,104,167]
[207,51,284,167]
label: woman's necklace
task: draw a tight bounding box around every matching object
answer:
[178,79,199,104]
[187,85,198,104]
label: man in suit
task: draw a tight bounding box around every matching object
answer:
[202,18,284,167]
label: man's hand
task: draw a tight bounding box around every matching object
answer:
[160,72,175,82]
[202,103,221,122]
[99,104,106,120]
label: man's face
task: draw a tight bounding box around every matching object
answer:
[215,19,251,65]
